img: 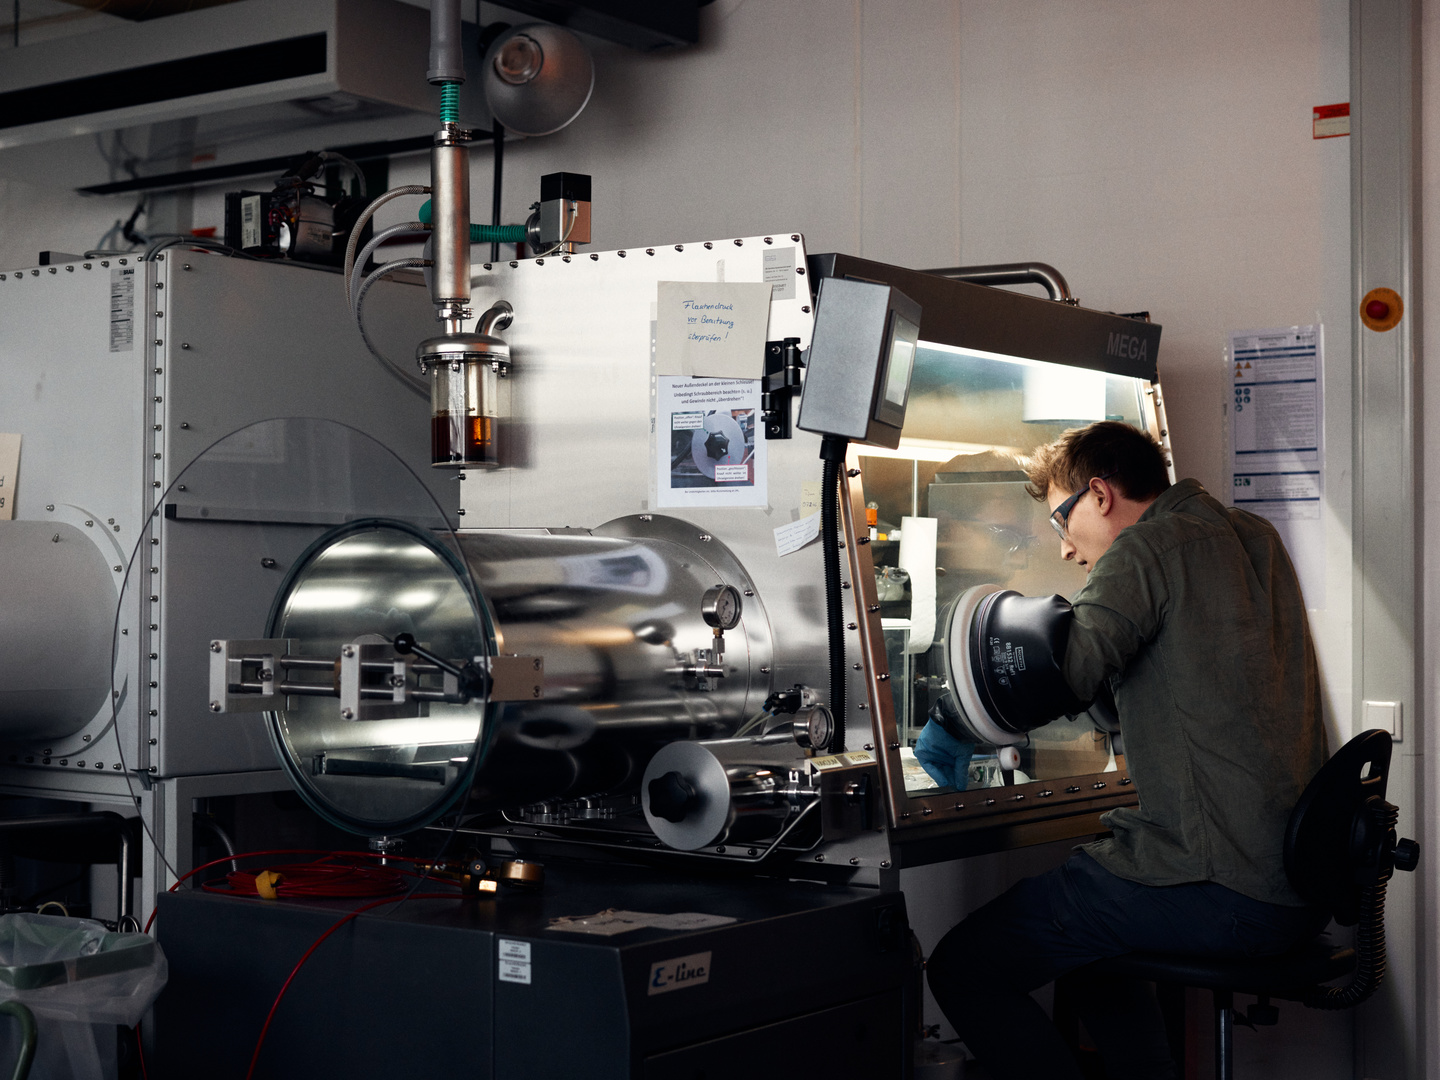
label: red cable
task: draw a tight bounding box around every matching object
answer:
[203,861,409,898]
[137,847,461,1075]
[244,892,456,1080]
[144,848,451,933]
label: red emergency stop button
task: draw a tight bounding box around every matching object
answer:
[1361,287,1403,332]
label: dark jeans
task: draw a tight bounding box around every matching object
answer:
[926,850,1329,1080]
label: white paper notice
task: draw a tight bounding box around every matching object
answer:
[497,939,532,984]
[799,480,823,516]
[0,434,19,521]
[655,281,772,378]
[898,516,938,653]
[657,376,767,508]
[547,909,737,937]
[775,512,820,556]
[1228,325,1325,606]
[109,266,136,353]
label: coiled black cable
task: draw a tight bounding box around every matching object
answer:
[1305,800,1399,1009]
[820,437,849,752]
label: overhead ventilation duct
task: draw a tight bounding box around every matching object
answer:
[485,0,714,52]
[0,0,489,151]
[49,0,244,21]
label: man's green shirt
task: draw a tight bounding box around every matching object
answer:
[1063,478,1327,906]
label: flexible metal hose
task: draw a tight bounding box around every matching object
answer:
[351,221,431,304]
[343,185,430,308]
[352,258,432,395]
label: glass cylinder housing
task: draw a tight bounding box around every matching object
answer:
[417,332,510,469]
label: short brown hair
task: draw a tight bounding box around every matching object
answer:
[1023,421,1171,503]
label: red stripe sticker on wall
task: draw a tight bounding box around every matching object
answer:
[1314,103,1350,139]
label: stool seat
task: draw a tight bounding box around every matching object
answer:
[1057,731,1416,1080]
[1095,940,1355,1000]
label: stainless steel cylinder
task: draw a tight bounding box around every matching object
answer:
[264,515,773,835]
[430,141,471,306]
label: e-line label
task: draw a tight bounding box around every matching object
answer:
[647,950,711,995]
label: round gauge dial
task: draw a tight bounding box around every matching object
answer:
[700,584,743,629]
[805,705,835,752]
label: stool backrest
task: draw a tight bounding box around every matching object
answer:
[1283,729,1395,926]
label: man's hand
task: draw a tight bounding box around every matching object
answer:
[915,721,977,791]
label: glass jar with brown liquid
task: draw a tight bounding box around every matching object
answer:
[417,330,510,469]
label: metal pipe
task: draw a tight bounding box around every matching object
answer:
[1215,991,1233,1080]
[491,122,505,263]
[430,140,471,312]
[117,826,132,922]
[923,261,1075,304]
[477,301,513,337]
[240,680,465,704]
[193,815,240,873]
[427,0,466,85]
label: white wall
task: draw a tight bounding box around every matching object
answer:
[0,1,1391,1074]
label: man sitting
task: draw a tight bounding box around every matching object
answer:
[925,420,1328,1080]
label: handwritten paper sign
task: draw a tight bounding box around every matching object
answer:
[655,281,772,378]
[0,434,19,520]
[774,512,820,557]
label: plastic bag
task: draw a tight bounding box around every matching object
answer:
[0,913,167,1026]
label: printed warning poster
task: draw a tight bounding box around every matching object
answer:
[1228,325,1325,605]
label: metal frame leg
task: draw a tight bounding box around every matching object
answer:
[1214,989,1233,1080]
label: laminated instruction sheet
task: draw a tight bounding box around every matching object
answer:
[1228,324,1324,605]
[656,376,767,508]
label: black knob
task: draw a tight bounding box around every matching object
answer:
[1394,837,1420,873]
[648,771,699,824]
[703,431,730,460]
[393,632,416,654]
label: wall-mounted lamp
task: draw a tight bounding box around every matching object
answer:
[482,23,596,137]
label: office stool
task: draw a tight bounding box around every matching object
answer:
[1088,729,1418,1080]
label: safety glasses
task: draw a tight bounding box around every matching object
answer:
[1049,472,1116,540]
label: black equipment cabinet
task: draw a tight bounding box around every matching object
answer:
[150,862,913,1079]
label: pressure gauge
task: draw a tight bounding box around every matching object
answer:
[793,704,835,752]
[700,584,743,630]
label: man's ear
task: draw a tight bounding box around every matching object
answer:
[1091,477,1115,516]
